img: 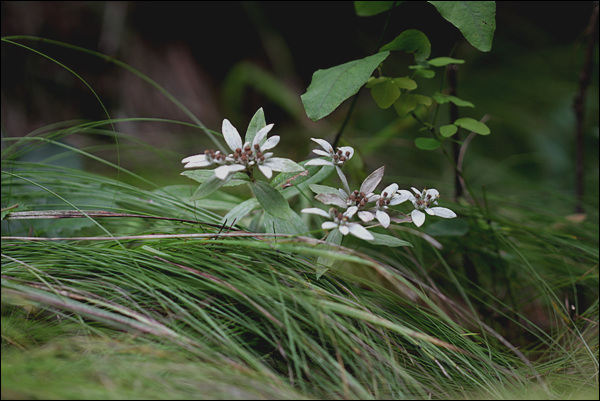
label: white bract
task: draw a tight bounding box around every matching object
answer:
[304,138,354,168]
[182,119,304,181]
[357,183,410,228]
[397,187,457,227]
[305,138,355,192]
[302,206,374,241]
[314,166,384,211]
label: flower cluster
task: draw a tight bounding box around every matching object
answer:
[182,113,457,243]
[182,119,304,182]
[398,187,457,227]
[301,139,456,240]
[302,206,374,240]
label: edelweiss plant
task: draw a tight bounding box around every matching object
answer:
[182,118,303,183]
[181,108,457,276]
[302,206,374,241]
[302,140,457,243]
[398,187,457,227]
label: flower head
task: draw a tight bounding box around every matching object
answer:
[314,166,384,211]
[301,206,374,241]
[305,138,354,168]
[182,118,304,181]
[397,187,457,227]
[357,183,410,228]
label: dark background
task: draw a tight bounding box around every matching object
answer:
[2,1,598,205]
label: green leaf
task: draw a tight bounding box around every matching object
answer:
[440,124,458,137]
[309,184,340,195]
[271,163,330,191]
[222,197,259,225]
[252,180,308,235]
[190,174,229,200]
[365,76,388,88]
[245,107,267,145]
[393,94,418,117]
[413,68,435,79]
[415,137,441,150]
[354,1,400,17]
[263,212,307,236]
[424,218,469,236]
[454,117,491,135]
[302,52,390,121]
[391,77,418,90]
[433,93,475,107]
[316,228,344,279]
[369,232,413,247]
[370,80,400,109]
[413,94,433,106]
[428,1,496,52]
[380,29,431,62]
[181,170,248,187]
[252,180,290,219]
[427,57,465,67]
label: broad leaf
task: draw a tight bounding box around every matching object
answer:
[369,232,413,247]
[222,197,258,225]
[415,137,441,150]
[252,180,308,235]
[365,76,388,88]
[263,212,307,236]
[354,1,401,17]
[440,124,458,137]
[380,29,431,62]
[190,174,229,200]
[413,68,436,79]
[412,94,433,106]
[427,57,465,67]
[454,117,491,135]
[393,94,418,117]
[428,1,496,52]
[371,80,400,109]
[182,170,248,186]
[302,52,390,121]
[252,180,290,219]
[433,93,474,107]
[392,77,418,90]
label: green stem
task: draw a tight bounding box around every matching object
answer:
[332,2,398,148]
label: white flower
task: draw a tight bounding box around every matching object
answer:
[304,138,354,168]
[397,187,457,227]
[182,118,304,181]
[357,183,410,228]
[181,150,228,168]
[302,206,374,241]
[314,166,384,210]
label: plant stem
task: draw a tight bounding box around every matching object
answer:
[332,2,398,148]
[446,63,463,201]
[573,1,599,213]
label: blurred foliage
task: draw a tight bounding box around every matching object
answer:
[2,1,599,399]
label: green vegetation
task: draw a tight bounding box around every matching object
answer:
[2,2,598,399]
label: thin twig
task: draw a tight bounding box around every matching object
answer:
[4,210,224,229]
[573,1,599,213]
[332,1,398,148]
[456,114,491,203]
[446,63,462,201]
[1,232,292,242]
